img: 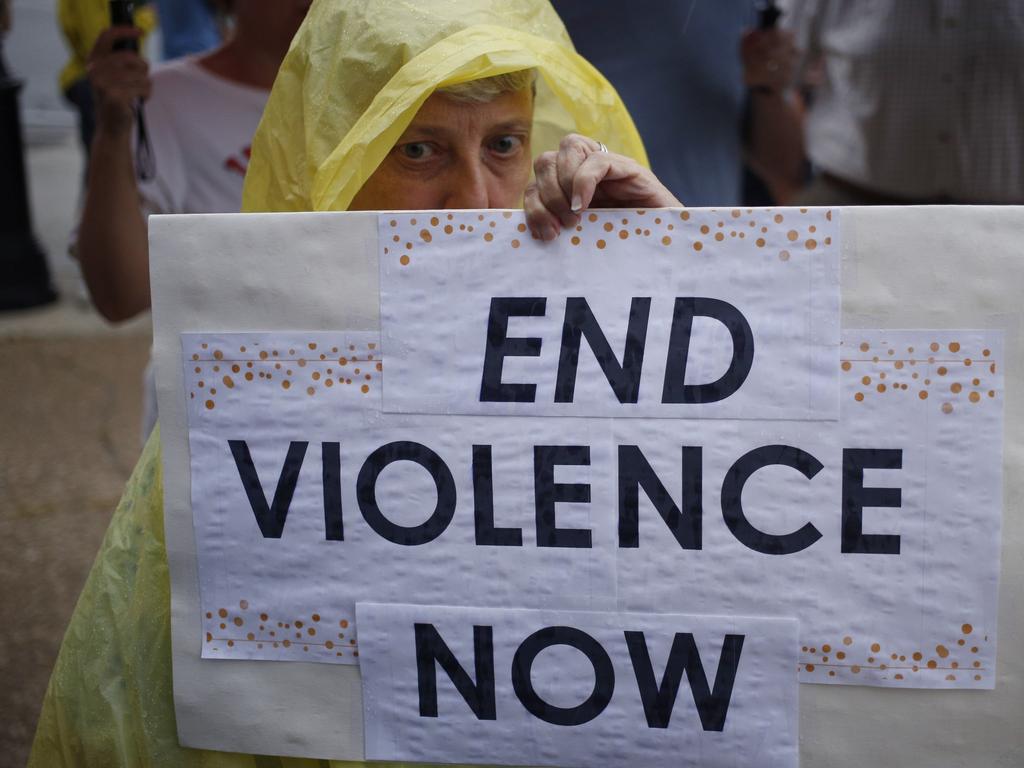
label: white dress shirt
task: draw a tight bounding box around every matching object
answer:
[783,0,1024,202]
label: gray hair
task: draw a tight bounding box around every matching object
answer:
[437,69,537,103]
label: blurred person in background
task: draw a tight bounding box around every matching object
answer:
[77,0,311,438]
[155,0,221,60]
[57,0,156,166]
[553,0,803,206]
[781,0,1024,205]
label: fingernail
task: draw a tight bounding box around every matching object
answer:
[571,195,582,212]
[541,226,556,241]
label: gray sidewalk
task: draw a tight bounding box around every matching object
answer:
[2,7,160,763]
[0,131,151,767]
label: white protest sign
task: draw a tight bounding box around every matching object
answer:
[186,331,616,665]
[151,207,1024,766]
[184,326,1001,689]
[357,604,798,768]
[379,208,839,420]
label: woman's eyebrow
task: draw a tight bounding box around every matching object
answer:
[490,119,532,133]
[399,124,450,139]
[399,119,532,140]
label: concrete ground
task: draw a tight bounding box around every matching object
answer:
[0,131,152,768]
[2,8,161,764]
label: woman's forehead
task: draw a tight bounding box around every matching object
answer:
[399,89,535,140]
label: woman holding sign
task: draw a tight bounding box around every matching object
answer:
[29,1,678,765]
[241,4,680,226]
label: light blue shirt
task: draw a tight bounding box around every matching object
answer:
[156,0,220,60]
[554,0,757,207]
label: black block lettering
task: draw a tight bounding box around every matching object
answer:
[480,297,546,402]
[841,448,903,554]
[721,445,823,555]
[473,444,523,546]
[512,626,614,726]
[618,445,702,550]
[554,297,651,403]
[229,440,308,538]
[415,623,496,720]
[534,445,592,548]
[357,441,456,545]
[626,631,744,731]
[322,442,344,541]
[662,297,755,404]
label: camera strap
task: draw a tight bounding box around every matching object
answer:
[134,101,155,181]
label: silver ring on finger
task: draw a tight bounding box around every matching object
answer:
[597,141,609,153]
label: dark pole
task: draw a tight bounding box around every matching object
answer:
[0,33,58,310]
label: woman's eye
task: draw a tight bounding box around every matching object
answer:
[399,142,433,160]
[490,135,523,155]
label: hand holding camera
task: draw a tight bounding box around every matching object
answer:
[88,1,154,178]
[88,24,149,138]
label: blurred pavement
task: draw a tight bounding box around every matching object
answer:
[2,5,161,765]
[0,130,152,768]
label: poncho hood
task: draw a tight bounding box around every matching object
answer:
[242,0,647,212]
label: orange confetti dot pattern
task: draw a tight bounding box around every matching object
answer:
[799,624,988,686]
[841,336,999,413]
[385,207,837,270]
[203,599,357,663]
[187,336,382,410]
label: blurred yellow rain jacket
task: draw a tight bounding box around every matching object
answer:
[31,1,645,765]
[57,0,157,93]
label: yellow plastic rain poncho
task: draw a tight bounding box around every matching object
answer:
[30,2,645,765]
[242,0,647,212]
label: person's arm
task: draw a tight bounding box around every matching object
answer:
[741,27,806,204]
[77,26,152,322]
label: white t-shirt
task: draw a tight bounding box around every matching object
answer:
[138,57,269,439]
[138,55,269,215]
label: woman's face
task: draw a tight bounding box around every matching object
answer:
[349,88,534,211]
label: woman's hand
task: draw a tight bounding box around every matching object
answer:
[524,133,681,241]
[88,26,151,138]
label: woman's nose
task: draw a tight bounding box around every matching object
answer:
[444,158,491,209]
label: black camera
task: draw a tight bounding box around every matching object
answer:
[108,0,154,179]
[110,0,139,51]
